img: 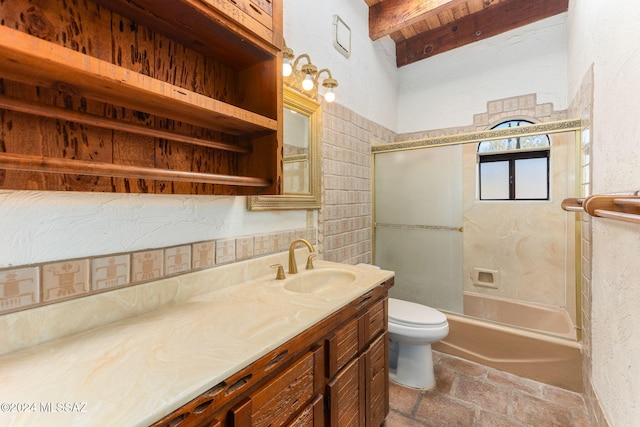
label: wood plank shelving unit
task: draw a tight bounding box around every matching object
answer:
[0,0,282,195]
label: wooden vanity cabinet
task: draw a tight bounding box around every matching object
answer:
[150,278,393,427]
[229,346,325,427]
[326,298,389,427]
[0,0,282,195]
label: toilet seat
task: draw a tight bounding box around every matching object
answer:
[389,298,447,328]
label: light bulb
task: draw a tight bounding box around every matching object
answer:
[282,61,292,77]
[302,73,314,91]
[324,88,335,103]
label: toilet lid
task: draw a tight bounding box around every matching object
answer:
[389,298,447,327]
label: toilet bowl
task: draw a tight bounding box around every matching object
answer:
[388,298,449,389]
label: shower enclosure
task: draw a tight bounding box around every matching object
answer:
[373,144,464,313]
[373,120,582,342]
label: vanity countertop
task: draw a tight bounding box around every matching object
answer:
[0,258,393,427]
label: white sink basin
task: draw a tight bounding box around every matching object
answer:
[283,268,357,293]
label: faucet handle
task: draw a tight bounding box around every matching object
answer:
[271,264,286,280]
[305,254,317,270]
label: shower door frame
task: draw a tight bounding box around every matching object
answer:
[371,118,584,342]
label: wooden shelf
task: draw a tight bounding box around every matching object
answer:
[94,0,281,66]
[0,153,270,188]
[0,26,276,136]
[0,0,282,195]
[0,95,250,154]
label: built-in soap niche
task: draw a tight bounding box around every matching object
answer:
[472,267,499,289]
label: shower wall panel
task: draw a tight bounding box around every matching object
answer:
[374,145,463,313]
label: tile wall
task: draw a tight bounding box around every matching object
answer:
[570,66,609,427]
[319,93,569,271]
[0,227,316,316]
[319,101,394,265]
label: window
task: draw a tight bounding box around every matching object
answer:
[478,120,550,201]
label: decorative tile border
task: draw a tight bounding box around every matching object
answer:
[42,259,90,303]
[0,227,316,317]
[92,254,130,291]
[0,267,39,312]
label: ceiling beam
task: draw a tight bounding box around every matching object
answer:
[395,0,568,67]
[369,0,467,41]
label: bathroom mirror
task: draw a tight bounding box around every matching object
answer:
[248,86,322,210]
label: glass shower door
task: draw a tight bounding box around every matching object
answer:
[374,144,463,313]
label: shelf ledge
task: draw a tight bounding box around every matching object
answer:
[0,153,271,188]
[0,25,277,136]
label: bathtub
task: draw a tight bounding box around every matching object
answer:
[432,293,582,392]
[463,291,576,339]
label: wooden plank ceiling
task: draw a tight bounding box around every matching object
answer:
[365,0,568,67]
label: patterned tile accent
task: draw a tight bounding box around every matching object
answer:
[165,245,191,275]
[131,250,164,283]
[269,232,284,253]
[254,234,271,257]
[42,259,90,302]
[192,241,215,269]
[235,236,254,261]
[0,227,317,315]
[215,239,236,264]
[0,227,318,316]
[92,255,130,291]
[0,267,39,312]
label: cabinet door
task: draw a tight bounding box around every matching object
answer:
[364,332,389,427]
[362,299,386,348]
[286,394,324,427]
[326,356,364,427]
[326,317,359,378]
[230,349,319,427]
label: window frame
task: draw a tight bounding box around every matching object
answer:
[477,119,551,202]
[478,148,550,201]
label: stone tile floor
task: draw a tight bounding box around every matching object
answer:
[385,351,590,427]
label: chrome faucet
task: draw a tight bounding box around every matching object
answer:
[288,238,314,274]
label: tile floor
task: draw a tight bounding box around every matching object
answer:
[385,351,590,427]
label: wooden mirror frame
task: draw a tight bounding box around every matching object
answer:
[248,86,322,210]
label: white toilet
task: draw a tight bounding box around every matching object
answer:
[388,298,449,389]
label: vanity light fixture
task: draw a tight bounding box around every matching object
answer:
[315,69,338,103]
[282,41,339,102]
[293,55,317,91]
[300,63,317,90]
[282,44,295,77]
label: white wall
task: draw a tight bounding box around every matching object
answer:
[3,2,404,269]
[1,0,397,269]
[0,191,307,267]
[568,1,640,425]
[283,0,398,131]
[397,14,568,133]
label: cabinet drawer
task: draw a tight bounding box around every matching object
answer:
[287,394,324,427]
[250,350,316,427]
[364,299,386,345]
[203,0,274,42]
[327,317,360,378]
